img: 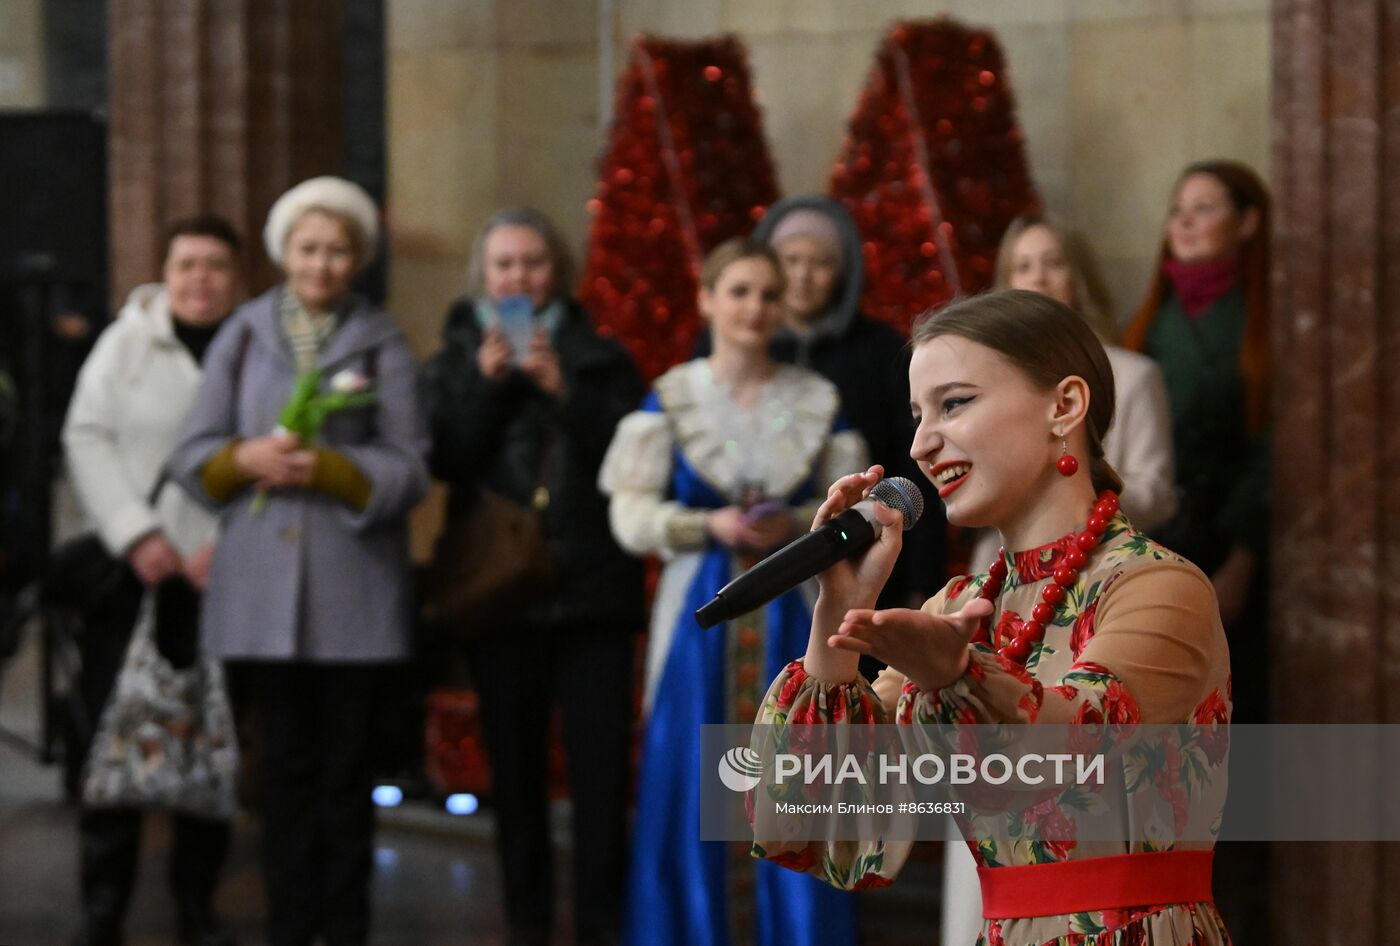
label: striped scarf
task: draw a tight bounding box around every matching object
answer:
[279,289,340,373]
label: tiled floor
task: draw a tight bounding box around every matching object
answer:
[1,621,944,946]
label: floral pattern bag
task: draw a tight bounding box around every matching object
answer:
[82,593,238,819]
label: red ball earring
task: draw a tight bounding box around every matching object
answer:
[1056,438,1079,477]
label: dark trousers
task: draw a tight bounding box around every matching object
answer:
[468,627,634,946]
[76,571,231,943]
[230,662,387,946]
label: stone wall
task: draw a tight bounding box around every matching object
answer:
[0,0,46,108]
[387,0,1271,356]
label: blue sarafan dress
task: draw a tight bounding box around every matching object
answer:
[599,359,868,946]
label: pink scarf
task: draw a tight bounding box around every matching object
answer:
[1161,255,1241,319]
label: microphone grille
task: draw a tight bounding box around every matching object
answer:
[870,476,925,531]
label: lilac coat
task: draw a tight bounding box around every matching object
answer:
[171,288,429,662]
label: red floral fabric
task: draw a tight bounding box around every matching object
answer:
[751,517,1234,945]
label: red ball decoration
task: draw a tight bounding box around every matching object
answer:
[828,20,1039,335]
[1086,514,1108,534]
[1005,638,1033,662]
[1032,602,1054,624]
[1056,454,1079,477]
[580,36,780,381]
[1076,531,1100,552]
[1065,546,1087,569]
[1053,566,1077,587]
[1041,584,1065,605]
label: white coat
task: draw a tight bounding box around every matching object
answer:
[62,283,219,558]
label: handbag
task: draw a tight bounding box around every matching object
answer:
[425,431,557,635]
[81,591,239,818]
[425,487,553,635]
[42,471,170,616]
[40,534,129,614]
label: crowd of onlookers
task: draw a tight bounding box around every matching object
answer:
[52,156,1269,946]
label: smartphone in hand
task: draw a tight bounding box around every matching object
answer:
[495,294,535,363]
[742,499,788,524]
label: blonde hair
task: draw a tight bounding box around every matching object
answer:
[993,215,1117,340]
[466,207,576,300]
[911,289,1124,495]
[699,238,785,292]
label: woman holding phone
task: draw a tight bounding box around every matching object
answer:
[421,207,645,946]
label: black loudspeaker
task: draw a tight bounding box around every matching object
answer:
[0,111,108,589]
[0,110,107,286]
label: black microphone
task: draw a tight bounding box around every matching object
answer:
[694,476,925,629]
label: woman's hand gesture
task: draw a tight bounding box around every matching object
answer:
[827,597,992,692]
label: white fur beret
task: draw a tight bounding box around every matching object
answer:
[262,175,380,268]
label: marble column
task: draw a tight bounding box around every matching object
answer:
[108,0,344,299]
[1271,0,1400,940]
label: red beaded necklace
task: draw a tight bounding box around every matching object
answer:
[970,490,1120,664]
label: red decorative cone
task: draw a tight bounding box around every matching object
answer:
[580,35,780,381]
[829,19,1040,335]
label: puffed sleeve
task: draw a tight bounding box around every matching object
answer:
[598,394,709,558]
[818,426,870,488]
[1109,356,1178,531]
[901,562,1221,733]
[745,584,948,890]
[748,659,914,890]
[792,419,870,529]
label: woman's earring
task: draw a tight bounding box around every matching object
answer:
[1056,438,1079,477]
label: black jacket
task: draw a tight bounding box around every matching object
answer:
[421,297,646,629]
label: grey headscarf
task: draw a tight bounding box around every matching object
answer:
[752,195,866,345]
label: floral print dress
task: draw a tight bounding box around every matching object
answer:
[752,515,1234,945]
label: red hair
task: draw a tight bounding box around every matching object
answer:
[1122,160,1271,433]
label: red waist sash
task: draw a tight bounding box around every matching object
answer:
[978,850,1214,919]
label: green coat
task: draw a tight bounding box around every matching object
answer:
[1143,286,1268,569]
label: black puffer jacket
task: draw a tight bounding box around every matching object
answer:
[421,297,646,630]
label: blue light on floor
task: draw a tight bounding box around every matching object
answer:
[372,785,404,807]
[445,793,479,815]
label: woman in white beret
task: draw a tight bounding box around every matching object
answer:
[171,176,429,946]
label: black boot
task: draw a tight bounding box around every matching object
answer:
[69,927,124,946]
[177,916,236,946]
[171,813,235,946]
[76,808,141,946]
